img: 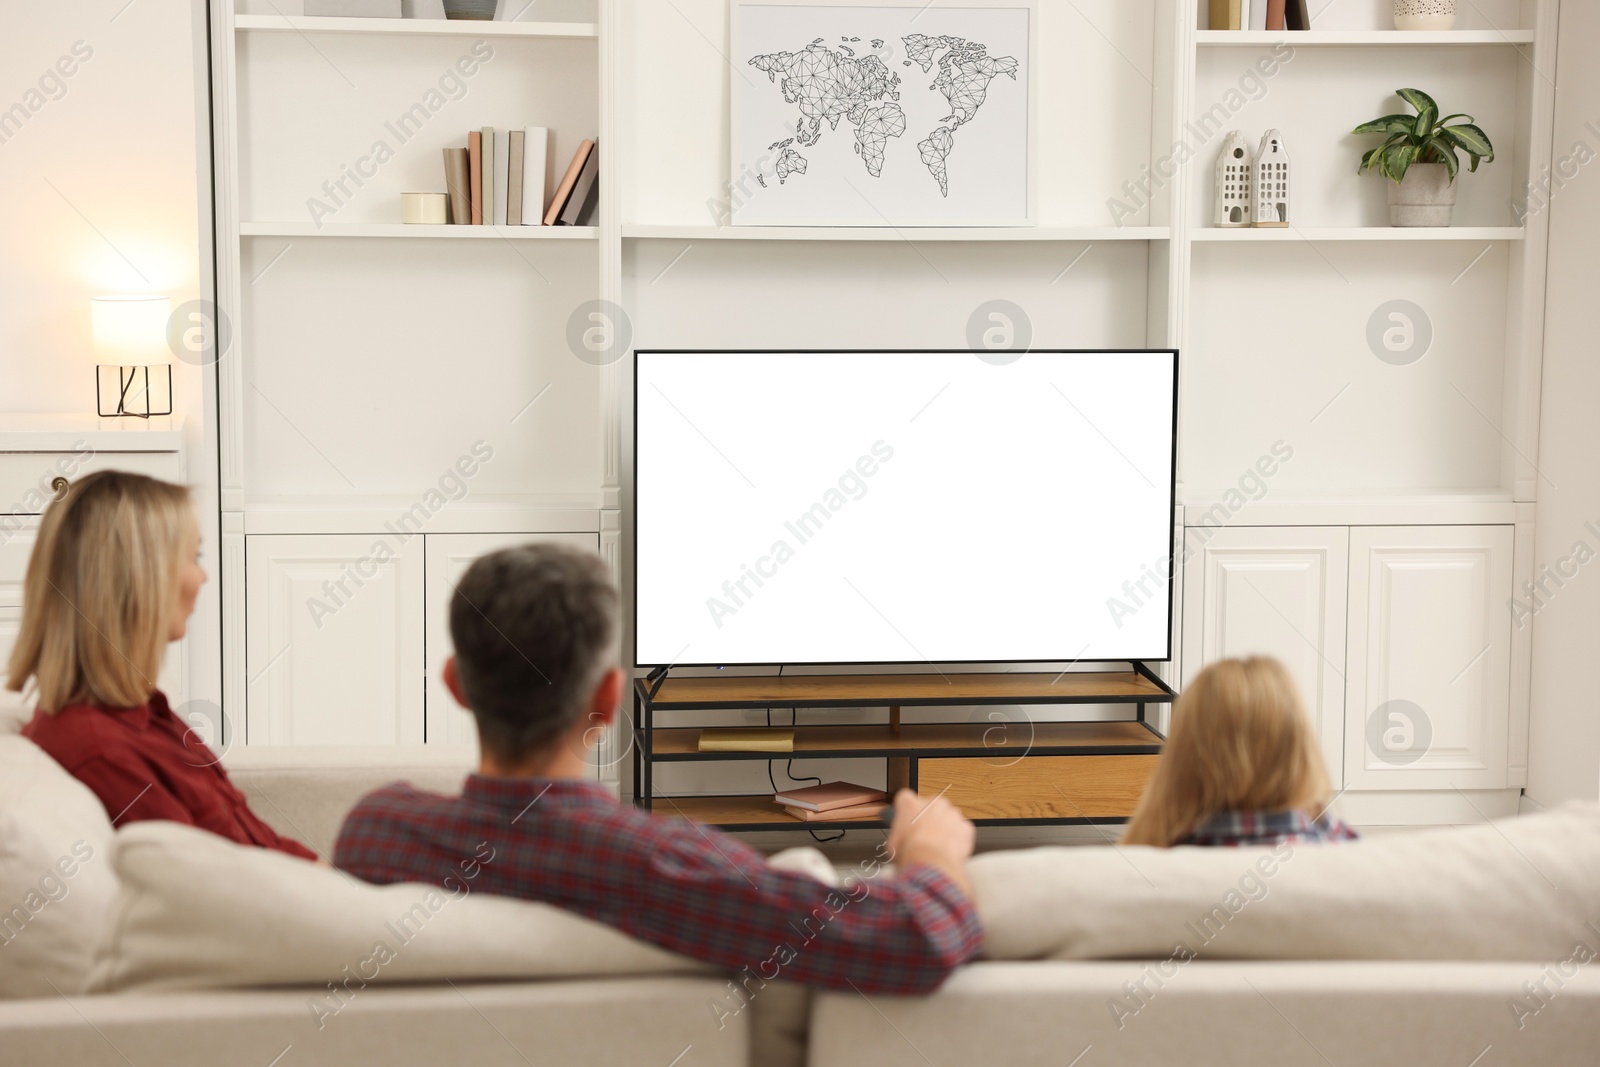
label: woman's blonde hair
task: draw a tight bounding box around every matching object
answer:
[1121,656,1333,847]
[6,470,192,712]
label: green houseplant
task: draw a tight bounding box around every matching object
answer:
[1353,88,1495,227]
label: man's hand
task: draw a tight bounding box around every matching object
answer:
[885,789,976,899]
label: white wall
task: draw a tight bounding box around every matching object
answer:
[1525,0,1600,806]
[0,0,219,719]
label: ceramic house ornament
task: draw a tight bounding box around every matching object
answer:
[1253,129,1290,227]
[1215,131,1254,227]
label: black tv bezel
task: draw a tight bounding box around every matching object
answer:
[630,348,1180,669]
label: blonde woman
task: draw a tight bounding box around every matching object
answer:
[1121,656,1355,848]
[9,471,315,860]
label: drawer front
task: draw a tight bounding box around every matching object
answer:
[0,450,184,514]
[919,755,1161,820]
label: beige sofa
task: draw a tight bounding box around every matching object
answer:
[2,735,1598,1067]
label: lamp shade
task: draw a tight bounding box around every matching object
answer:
[91,295,170,364]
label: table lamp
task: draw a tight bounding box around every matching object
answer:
[92,295,173,418]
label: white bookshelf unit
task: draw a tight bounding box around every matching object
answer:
[207,0,1557,822]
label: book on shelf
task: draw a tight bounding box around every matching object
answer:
[467,130,483,225]
[697,728,794,753]
[492,128,510,227]
[1286,0,1309,29]
[781,802,887,823]
[1265,0,1286,30]
[481,126,497,225]
[521,126,549,226]
[544,139,594,225]
[1208,0,1241,29]
[772,781,887,812]
[1250,0,1268,30]
[506,130,525,226]
[557,139,598,226]
[442,148,469,225]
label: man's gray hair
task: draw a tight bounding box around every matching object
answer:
[449,542,620,764]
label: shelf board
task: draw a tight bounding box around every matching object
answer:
[650,720,1163,761]
[650,794,889,829]
[238,222,597,239]
[641,670,1172,710]
[1195,29,1535,46]
[233,14,598,38]
[647,793,1132,830]
[1191,226,1524,242]
[621,224,1169,242]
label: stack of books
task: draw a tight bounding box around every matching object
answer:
[1207,0,1309,29]
[773,781,888,823]
[441,129,598,227]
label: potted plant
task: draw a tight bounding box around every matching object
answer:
[1353,88,1494,227]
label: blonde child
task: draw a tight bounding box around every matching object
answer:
[1121,656,1355,847]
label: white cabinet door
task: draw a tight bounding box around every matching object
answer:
[1181,526,1349,782]
[423,532,598,744]
[246,534,425,745]
[1345,526,1513,790]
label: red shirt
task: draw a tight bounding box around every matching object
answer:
[22,690,317,861]
[335,776,982,995]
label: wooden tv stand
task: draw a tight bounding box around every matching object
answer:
[630,665,1176,831]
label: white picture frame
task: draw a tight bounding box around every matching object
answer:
[730,0,1036,227]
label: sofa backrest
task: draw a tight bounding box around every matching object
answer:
[0,735,119,998]
[223,745,478,858]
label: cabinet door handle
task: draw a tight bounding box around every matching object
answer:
[50,476,69,499]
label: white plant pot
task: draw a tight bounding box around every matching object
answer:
[1388,163,1457,227]
[1393,0,1456,30]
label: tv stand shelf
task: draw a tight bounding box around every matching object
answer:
[631,667,1176,831]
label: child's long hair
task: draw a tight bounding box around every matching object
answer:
[1121,656,1335,847]
[6,470,192,712]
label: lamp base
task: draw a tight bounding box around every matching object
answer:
[96,364,173,418]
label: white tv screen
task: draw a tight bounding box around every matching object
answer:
[633,350,1177,667]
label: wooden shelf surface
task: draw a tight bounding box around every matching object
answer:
[234,14,598,38]
[649,720,1162,760]
[641,670,1171,709]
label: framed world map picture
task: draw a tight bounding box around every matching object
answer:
[731,0,1034,226]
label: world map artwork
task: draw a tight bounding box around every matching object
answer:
[747,33,1020,197]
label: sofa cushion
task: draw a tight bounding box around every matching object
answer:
[809,960,1600,1067]
[970,802,1600,962]
[89,820,713,994]
[0,735,120,998]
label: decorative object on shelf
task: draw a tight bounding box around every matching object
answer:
[304,0,400,15]
[91,295,173,419]
[1214,130,1254,226]
[731,0,1032,227]
[1393,0,1456,30]
[1354,88,1494,226]
[441,0,494,18]
[1253,130,1290,226]
[401,192,449,224]
[401,0,447,17]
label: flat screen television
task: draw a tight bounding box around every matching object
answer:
[633,349,1178,668]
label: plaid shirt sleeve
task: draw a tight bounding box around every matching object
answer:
[335,781,981,996]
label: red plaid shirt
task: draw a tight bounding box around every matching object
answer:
[334,776,982,995]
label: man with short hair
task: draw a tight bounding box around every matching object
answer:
[335,543,981,994]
